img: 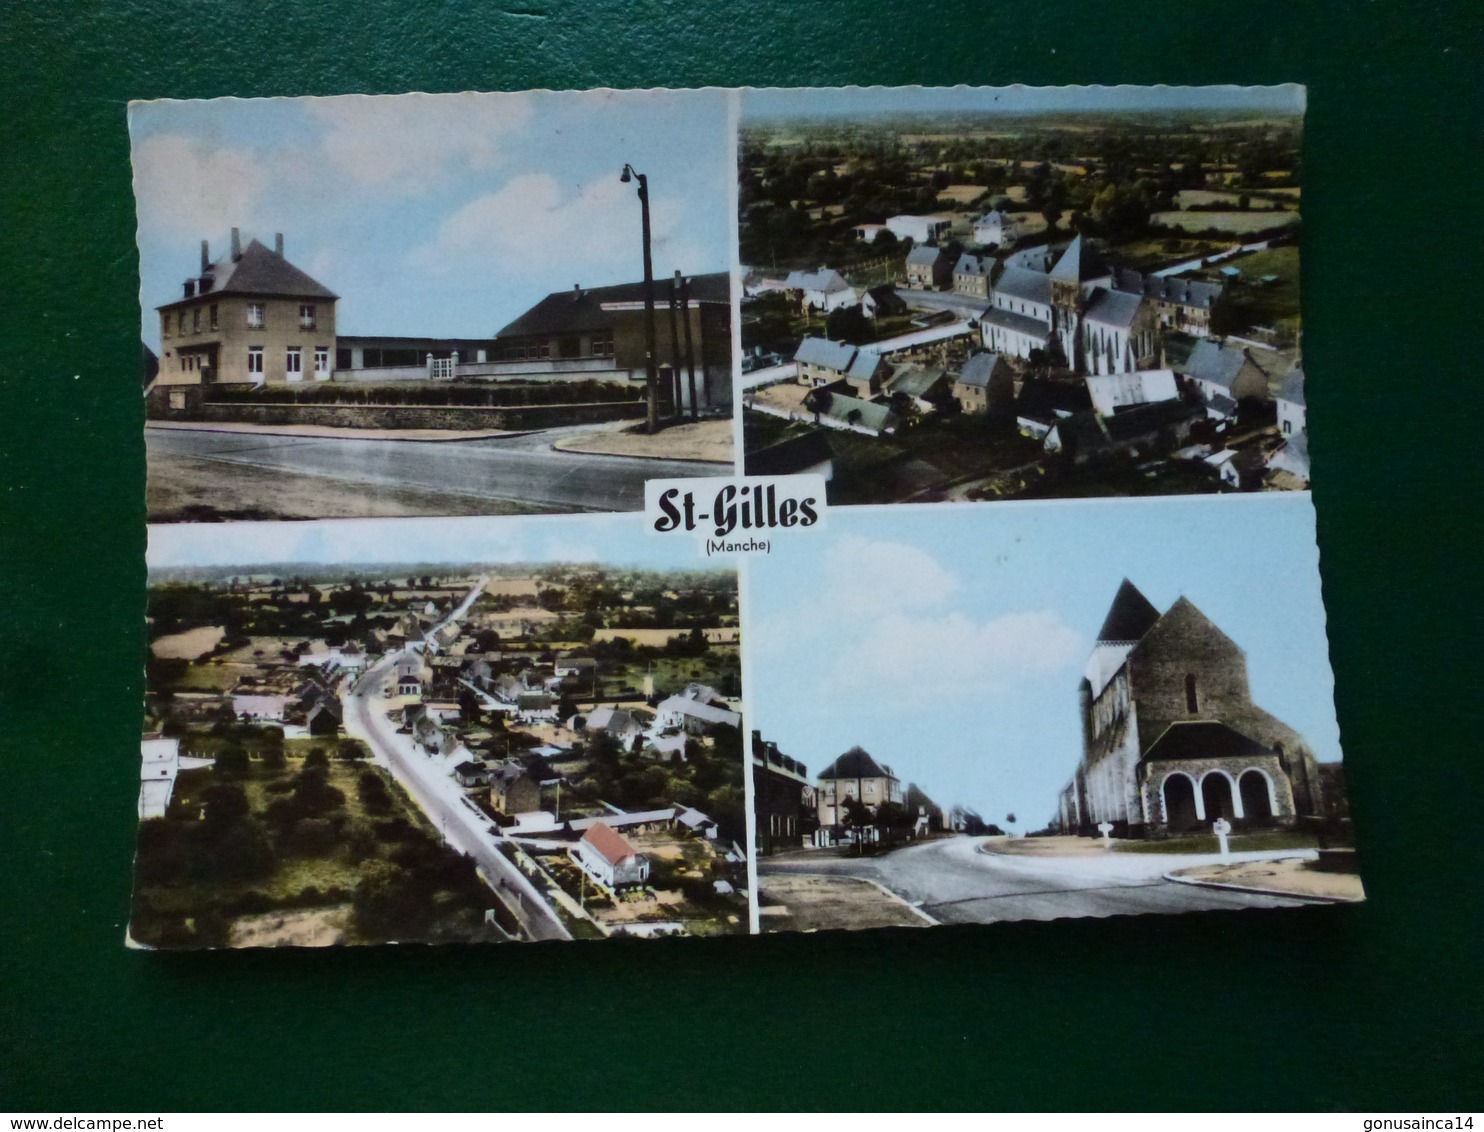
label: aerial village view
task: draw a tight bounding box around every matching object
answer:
[134,89,737,523]
[745,501,1359,933]
[739,86,1311,505]
[134,537,747,948]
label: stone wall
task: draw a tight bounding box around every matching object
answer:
[146,385,647,431]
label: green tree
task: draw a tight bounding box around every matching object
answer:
[214,743,249,777]
[304,747,329,770]
[336,739,366,762]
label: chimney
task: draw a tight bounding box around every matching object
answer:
[200,240,209,272]
[275,232,284,257]
[230,227,242,260]
[573,284,582,301]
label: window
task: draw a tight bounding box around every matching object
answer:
[247,347,263,374]
[209,304,218,331]
[247,303,265,329]
[299,304,316,330]
[1184,674,1199,713]
[286,347,302,374]
[161,316,171,339]
[177,311,187,335]
[1282,420,1292,435]
[192,308,201,333]
[168,391,187,410]
[559,335,581,359]
[591,329,614,357]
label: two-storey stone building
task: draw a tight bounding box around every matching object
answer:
[153,229,338,409]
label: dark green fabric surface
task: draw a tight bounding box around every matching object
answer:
[2,0,1481,1112]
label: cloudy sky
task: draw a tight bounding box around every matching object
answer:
[147,511,708,576]
[129,89,734,349]
[745,493,1343,830]
[744,84,1305,122]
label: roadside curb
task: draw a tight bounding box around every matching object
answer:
[548,439,735,465]
[145,421,539,443]
[1161,871,1360,904]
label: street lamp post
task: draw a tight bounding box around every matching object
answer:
[620,163,659,433]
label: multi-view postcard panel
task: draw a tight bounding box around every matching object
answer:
[132,84,1358,949]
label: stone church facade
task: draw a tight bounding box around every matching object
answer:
[1057,579,1323,839]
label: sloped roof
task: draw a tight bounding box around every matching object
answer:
[1005,245,1056,272]
[906,245,947,266]
[794,336,859,371]
[885,365,949,399]
[844,349,884,382]
[818,746,894,782]
[1049,235,1107,283]
[581,821,640,866]
[1182,339,1251,389]
[1083,288,1144,329]
[993,266,1053,307]
[495,271,730,338]
[954,253,989,277]
[1111,267,1222,309]
[658,694,740,727]
[159,239,338,310]
[956,352,1004,389]
[1142,720,1276,764]
[974,209,1010,227]
[1097,579,1161,643]
[785,268,852,294]
[817,391,898,433]
[982,306,1052,339]
[1278,362,1306,406]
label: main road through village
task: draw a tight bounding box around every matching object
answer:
[147,423,723,514]
[340,578,572,942]
[762,836,1315,925]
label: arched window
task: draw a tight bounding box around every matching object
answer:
[1184,674,1199,713]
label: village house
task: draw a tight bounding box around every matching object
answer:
[793,337,889,395]
[881,364,952,415]
[1044,400,1200,464]
[492,272,733,414]
[1057,579,1324,839]
[516,692,557,723]
[815,746,904,828]
[570,821,650,891]
[138,737,181,820]
[1110,267,1223,338]
[972,209,1021,248]
[860,284,908,320]
[952,253,992,299]
[654,684,741,734]
[905,783,948,835]
[1267,362,1310,485]
[905,245,953,290]
[453,760,492,788]
[151,229,338,412]
[1083,367,1180,417]
[783,268,856,313]
[231,692,286,722]
[1177,338,1274,419]
[489,761,542,815]
[885,213,953,245]
[584,705,643,745]
[1014,378,1093,439]
[1205,446,1268,491]
[952,351,1014,414]
[807,388,901,437]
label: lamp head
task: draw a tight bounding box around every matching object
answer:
[620,165,633,184]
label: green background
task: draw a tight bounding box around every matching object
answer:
[3,0,1481,1112]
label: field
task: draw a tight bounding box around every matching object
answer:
[1223,244,1302,335]
[1153,210,1300,234]
[150,626,225,660]
[1176,189,1294,210]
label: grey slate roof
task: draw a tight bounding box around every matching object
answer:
[818,746,895,782]
[1097,579,1161,643]
[981,306,1052,339]
[159,239,338,310]
[794,336,859,371]
[1278,362,1306,406]
[1049,235,1107,283]
[1083,287,1144,329]
[954,253,989,277]
[1182,339,1250,390]
[1142,721,1276,764]
[1111,267,1223,309]
[817,392,898,433]
[956,352,1004,389]
[884,365,948,399]
[785,268,852,294]
[1004,245,1056,272]
[993,266,1053,307]
[495,271,730,338]
[906,245,947,267]
[844,349,883,382]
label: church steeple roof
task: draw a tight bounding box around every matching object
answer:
[1049,235,1107,283]
[1097,579,1161,642]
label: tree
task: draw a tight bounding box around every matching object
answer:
[336,739,366,762]
[259,743,286,771]
[825,303,873,345]
[214,743,249,777]
[353,860,434,938]
[304,747,329,770]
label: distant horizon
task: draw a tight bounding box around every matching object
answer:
[743,84,1305,124]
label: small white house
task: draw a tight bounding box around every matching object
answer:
[231,694,285,722]
[783,268,855,313]
[570,822,650,891]
[972,210,1020,248]
[139,737,180,820]
[1084,368,1179,417]
[886,214,952,245]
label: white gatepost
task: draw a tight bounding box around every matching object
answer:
[1212,817,1232,861]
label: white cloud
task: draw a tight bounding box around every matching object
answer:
[132,134,270,245]
[305,92,533,193]
[823,533,959,614]
[407,170,697,281]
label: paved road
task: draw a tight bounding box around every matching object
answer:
[147,422,719,513]
[761,836,1313,925]
[343,645,571,942]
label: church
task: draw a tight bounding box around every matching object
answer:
[1056,580,1323,839]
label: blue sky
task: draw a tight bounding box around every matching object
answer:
[129,89,734,349]
[745,493,1342,829]
[147,512,713,576]
[744,84,1305,122]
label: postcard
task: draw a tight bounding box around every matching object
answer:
[131,84,1357,948]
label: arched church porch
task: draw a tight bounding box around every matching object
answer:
[1140,754,1296,837]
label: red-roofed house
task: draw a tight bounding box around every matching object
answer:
[570,821,650,891]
